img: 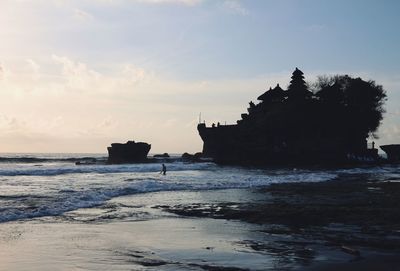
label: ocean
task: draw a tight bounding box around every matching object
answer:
[0,153,344,224]
[1,153,399,270]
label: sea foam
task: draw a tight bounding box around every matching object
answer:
[2,154,398,223]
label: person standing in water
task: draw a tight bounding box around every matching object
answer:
[161,163,167,175]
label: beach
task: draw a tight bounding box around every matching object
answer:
[0,154,399,270]
[0,188,291,270]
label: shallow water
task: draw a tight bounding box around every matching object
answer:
[0,188,353,271]
[0,153,355,223]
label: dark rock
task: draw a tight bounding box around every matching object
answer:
[181,152,192,160]
[380,144,400,162]
[153,153,170,158]
[107,140,151,164]
[75,159,96,165]
[181,152,203,161]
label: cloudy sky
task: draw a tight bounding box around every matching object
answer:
[0,0,399,153]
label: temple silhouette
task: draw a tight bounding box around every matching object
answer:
[198,68,386,165]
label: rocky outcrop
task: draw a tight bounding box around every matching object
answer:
[153,153,170,158]
[181,152,203,162]
[107,141,151,164]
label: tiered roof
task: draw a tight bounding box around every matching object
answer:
[257,84,285,102]
[286,67,312,100]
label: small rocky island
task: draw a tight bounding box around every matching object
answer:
[107,140,151,164]
[198,68,387,166]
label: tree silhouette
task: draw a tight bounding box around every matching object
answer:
[315,75,387,139]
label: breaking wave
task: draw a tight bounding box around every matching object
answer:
[0,163,340,222]
[1,152,398,224]
[0,156,106,164]
[0,162,214,176]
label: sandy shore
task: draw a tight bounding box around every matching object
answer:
[1,176,400,270]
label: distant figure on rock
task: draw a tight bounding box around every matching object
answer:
[161,163,167,175]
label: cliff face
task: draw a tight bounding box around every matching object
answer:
[198,124,242,164]
[197,123,352,165]
[107,141,151,164]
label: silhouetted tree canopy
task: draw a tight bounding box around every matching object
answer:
[314,75,387,138]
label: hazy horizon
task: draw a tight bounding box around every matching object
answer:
[1,0,399,153]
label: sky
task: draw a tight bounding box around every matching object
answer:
[0,0,399,153]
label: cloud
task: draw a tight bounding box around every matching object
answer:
[79,116,119,137]
[52,55,98,78]
[379,122,400,143]
[73,8,94,21]
[26,59,41,80]
[0,64,4,80]
[0,115,60,135]
[222,0,249,16]
[122,64,148,85]
[0,115,26,135]
[0,63,12,81]
[52,54,101,91]
[51,55,150,92]
[0,54,152,97]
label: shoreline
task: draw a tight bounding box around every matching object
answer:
[0,175,399,270]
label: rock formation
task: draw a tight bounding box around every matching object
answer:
[107,141,151,164]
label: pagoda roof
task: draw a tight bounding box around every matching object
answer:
[257,87,272,101]
[292,67,304,76]
[272,84,284,93]
[257,84,285,101]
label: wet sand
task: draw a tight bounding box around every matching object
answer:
[0,190,293,271]
[1,176,400,270]
[156,177,400,270]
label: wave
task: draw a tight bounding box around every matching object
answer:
[0,170,338,223]
[1,162,398,223]
[0,162,215,176]
[0,156,107,164]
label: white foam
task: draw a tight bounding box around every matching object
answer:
[0,162,215,177]
[0,166,340,223]
[2,162,399,223]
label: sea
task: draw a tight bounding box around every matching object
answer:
[0,152,399,224]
